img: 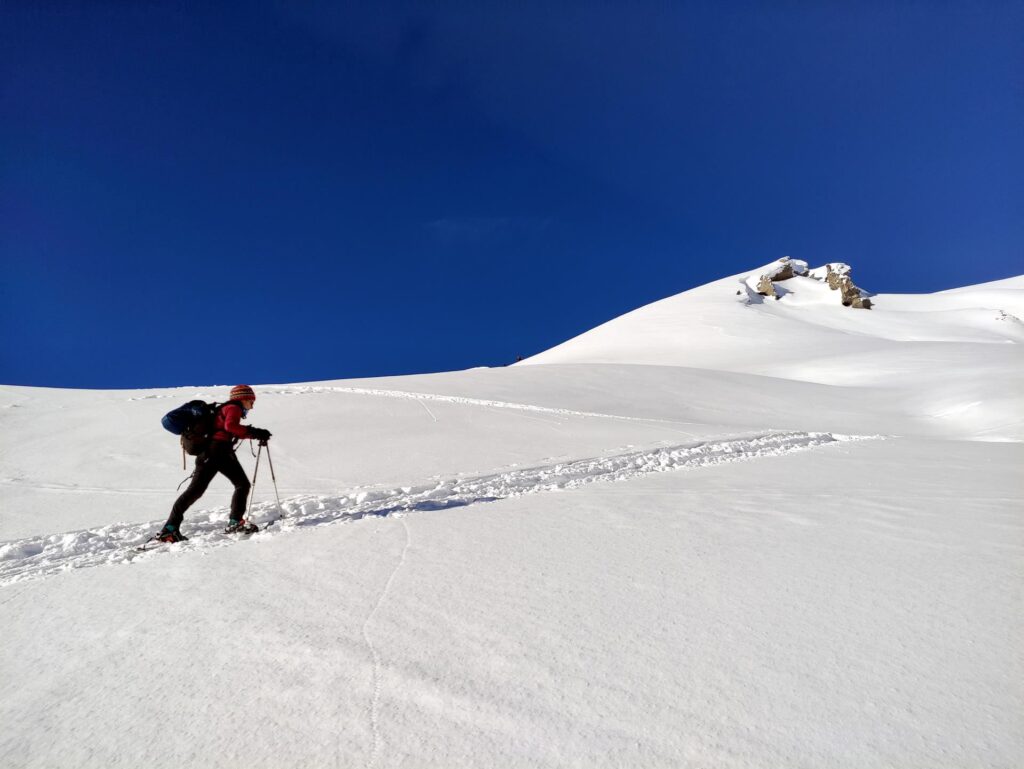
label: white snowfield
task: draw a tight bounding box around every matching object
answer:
[2,260,1022,769]
[0,431,865,585]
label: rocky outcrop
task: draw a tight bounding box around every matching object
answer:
[753,258,872,309]
[755,257,808,299]
[755,273,779,298]
[822,264,872,309]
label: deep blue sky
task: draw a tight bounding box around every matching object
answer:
[2,1,1021,388]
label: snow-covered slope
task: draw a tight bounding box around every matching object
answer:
[2,261,1021,769]
[523,259,1024,370]
[522,259,1024,441]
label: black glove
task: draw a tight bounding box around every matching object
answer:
[248,427,272,443]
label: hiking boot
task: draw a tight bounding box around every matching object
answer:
[157,528,188,543]
[224,520,259,535]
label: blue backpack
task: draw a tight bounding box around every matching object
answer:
[162,400,221,455]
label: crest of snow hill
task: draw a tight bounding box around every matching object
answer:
[751,257,872,309]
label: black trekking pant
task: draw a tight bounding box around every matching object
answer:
[165,441,251,530]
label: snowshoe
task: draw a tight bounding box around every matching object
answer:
[157,528,188,543]
[136,528,188,551]
[224,520,259,535]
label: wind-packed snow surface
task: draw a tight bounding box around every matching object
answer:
[2,261,1022,768]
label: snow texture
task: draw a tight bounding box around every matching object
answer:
[2,261,1022,768]
[0,431,864,585]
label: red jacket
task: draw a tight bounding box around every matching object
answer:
[212,402,252,443]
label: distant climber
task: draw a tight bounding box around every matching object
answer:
[155,385,272,542]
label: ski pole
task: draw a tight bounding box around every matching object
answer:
[246,441,263,521]
[264,442,284,522]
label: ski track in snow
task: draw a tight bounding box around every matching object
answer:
[233,385,708,429]
[415,398,438,423]
[0,431,873,586]
[359,516,411,769]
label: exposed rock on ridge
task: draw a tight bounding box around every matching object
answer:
[755,257,809,299]
[823,264,873,309]
[754,257,872,309]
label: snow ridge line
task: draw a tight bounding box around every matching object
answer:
[0,432,871,586]
[264,385,691,425]
[131,384,710,432]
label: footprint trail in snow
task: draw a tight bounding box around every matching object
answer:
[0,431,872,586]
